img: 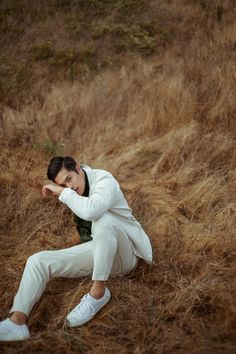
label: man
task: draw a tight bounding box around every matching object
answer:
[0,156,153,341]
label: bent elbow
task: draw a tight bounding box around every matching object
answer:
[82,208,104,221]
[80,200,110,221]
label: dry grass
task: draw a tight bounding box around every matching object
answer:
[0,0,236,353]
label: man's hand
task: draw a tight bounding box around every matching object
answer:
[42,183,64,197]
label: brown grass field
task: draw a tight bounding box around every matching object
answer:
[0,0,236,353]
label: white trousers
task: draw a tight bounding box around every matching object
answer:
[10,213,138,316]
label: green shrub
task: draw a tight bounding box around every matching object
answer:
[32,42,79,67]
[116,0,148,16]
[33,41,54,60]
[0,56,31,105]
[100,56,113,68]
[66,63,91,80]
[80,45,96,59]
[34,138,65,156]
[113,24,155,54]
[92,24,111,39]
[48,50,78,66]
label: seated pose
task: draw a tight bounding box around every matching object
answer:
[0,156,153,341]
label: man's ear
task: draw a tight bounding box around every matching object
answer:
[76,163,81,173]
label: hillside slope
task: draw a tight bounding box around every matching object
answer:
[0,1,236,353]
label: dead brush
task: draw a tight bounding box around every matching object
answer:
[0,0,236,353]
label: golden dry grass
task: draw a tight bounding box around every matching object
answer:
[0,1,236,353]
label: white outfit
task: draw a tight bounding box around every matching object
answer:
[10,166,153,316]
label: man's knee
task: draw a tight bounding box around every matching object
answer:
[27,251,51,268]
[92,213,116,237]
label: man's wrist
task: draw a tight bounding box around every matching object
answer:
[58,186,64,195]
[59,187,75,202]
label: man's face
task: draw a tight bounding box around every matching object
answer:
[54,164,86,195]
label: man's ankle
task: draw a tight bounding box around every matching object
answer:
[89,290,105,300]
[90,281,106,300]
[10,312,27,325]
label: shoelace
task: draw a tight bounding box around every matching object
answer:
[73,295,95,315]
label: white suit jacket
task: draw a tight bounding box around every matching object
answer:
[59,165,153,264]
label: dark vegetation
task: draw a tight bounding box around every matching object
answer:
[0,0,236,353]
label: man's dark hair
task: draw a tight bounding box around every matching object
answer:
[47,156,77,181]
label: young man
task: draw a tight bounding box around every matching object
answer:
[0,156,153,341]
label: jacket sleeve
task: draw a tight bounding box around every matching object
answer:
[58,173,119,221]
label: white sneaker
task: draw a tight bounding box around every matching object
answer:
[0,318,30,341]
[66,287,111,327]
